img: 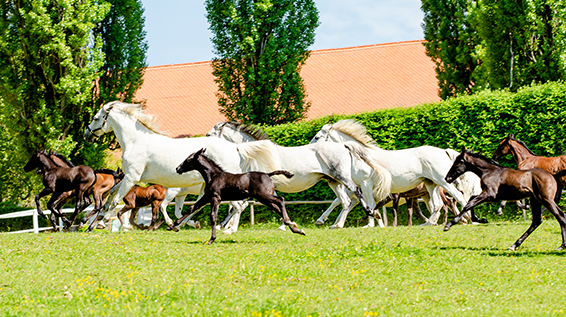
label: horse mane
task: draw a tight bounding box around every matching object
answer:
[111,101,168,136]
[509,135,538,156]
[49,150,75,167]
[330,119,379,148]
[95,168,124,178]
[222,122,270,141]
[201,153,225,172]
[465,150,506,168]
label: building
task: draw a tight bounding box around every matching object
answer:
[135,40,440,138]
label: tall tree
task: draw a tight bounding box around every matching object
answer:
[95,0,148,105]
[475,0,566,90]
[206,0,319,125]
[421,0,480,99]
[0,0,109,161]
[0,0,148,203]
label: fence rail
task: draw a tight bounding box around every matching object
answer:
[0,200,339,234]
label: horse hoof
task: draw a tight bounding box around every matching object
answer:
[443,225,451,232]
[277,226,287,231]
[314,220,324,226]
[222,229,234,235]
[555,245,565,251]
[299,229,306,235]
[508,245,517,251]
[194,221,201,230]
[329,225,341,229]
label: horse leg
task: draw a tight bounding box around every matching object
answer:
[496,201,506,216]
[315,198,342,226]
[148,201,163,230]
[406,197,414,227]
[34,188,53,221]
[414,198,429,224]
[327,181,357,229]
[207,198,221,245]
[117,204,134,230]
[260,195,305,235]
[509,200,544,251]
[222,201,248,235]
[169,195,211,232]
[422,183,444,225]
[444,192,491,231]
[391,194,400,227]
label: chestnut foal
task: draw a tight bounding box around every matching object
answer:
[169,148,305,244]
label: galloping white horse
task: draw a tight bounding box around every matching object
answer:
[206,122,393,230]
[310,119,473,227]
[84,101,281,229]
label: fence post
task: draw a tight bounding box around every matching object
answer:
[33,210,39,234]
[250,203,255,225]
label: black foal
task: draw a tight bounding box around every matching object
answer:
[169,148,305,244]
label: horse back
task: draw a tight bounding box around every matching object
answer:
[495,168,557,201]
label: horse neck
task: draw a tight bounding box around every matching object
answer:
[49,155,72,168]
[194,157,223,184]
[38,153,57,170]
[508,140,535,164]
[465,156,497,178]
[221,128,256,143]
[108,112,154,151]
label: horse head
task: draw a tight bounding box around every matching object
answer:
[23,150,42,173]
[445,149,470,183]
[176,148,207,174]
[492,135,513,160]
[309,123,333,144]
[85,102,115,142]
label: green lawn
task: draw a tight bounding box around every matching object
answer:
[1,220,565,316]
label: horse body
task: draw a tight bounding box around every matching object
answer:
[117,184,167,230]
[171,148,304,244]
[84,101,280,225]
[24,150,96,230]
[310,120,469,225]
[445,150,566,251]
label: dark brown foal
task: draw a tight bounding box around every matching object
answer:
[445,149,566,251]
[169,148,305,244]
[24,150,96,231]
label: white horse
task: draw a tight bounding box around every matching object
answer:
[206,122,393,230]
[310,119,473,227]
[84,101,281,230]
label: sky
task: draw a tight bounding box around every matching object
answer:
[140,0,425,67]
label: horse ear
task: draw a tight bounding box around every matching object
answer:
[104,102,115,112]
[199,148,206,155]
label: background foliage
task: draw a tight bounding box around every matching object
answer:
[0,0,147,205]
[206,0,319,125]
[421,0,566,98]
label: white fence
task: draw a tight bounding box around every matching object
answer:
[0,200,361,234]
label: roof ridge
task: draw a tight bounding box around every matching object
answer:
[146,40,425,69]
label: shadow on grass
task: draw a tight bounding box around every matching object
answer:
[435,245,566,256]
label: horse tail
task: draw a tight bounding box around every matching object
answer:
[343,141,392,202]
[237,140,280,172]
[268,170,293,179]
[553,169,566,185]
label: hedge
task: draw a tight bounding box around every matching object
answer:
[230,81,566,227]
[3,82,566,230]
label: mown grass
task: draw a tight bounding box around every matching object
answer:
[1,220,566,316]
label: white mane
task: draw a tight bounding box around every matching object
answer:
[109,101,168,136]
[330,119,378,149]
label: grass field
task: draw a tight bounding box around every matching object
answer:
[1,220,566,316]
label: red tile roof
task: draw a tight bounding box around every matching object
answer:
[135,40,439,137]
